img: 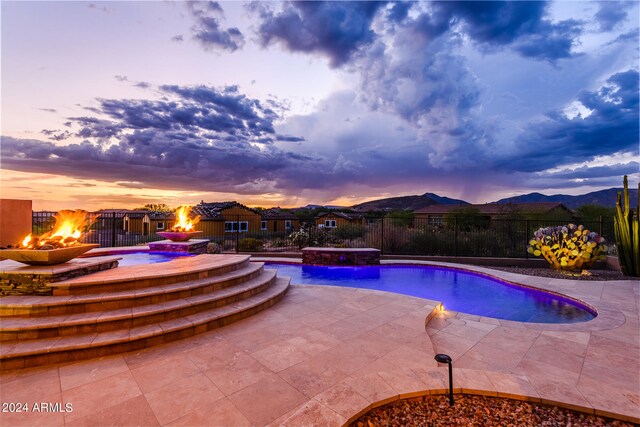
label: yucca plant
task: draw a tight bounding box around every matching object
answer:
[613,175,640,276]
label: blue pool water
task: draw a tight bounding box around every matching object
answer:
[264,263,596,323]
[108,251,194,267]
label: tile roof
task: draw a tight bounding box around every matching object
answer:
[192,201,258,219]
[260,208,298,220]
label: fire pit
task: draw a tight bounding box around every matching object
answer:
[156,231,203,242]
[2,209,98,266]
[0,244,99,266]
[156,205,202,242]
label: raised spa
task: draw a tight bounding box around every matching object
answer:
[264,263,596,323]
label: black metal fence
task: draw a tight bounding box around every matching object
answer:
[31,211,614,258]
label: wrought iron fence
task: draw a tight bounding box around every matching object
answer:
[30,211,615,258]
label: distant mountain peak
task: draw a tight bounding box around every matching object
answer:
[351,192,469,212]
[421,192,470,205]
[494,187,638,209]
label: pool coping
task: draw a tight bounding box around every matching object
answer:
[252,257,629,333]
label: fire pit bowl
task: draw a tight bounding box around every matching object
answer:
[0,244,100,266]
[156,231,203,242]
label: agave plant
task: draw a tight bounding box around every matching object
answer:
[614,175,640,276]
[528,224,607,271]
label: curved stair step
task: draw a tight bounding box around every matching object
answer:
[0,277,290,370]
[0,262,265,317]
[0,270,278,340]
[50,254,251,295]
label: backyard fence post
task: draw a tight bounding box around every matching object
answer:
[111,212,116,248]
[453,216,458,257]
[599,216,603,236]
[525,219,530,259]
[235,214,240,253]
[380,217,384,255]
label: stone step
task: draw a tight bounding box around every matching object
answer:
[0,262,265,317]
[0,277,290,371]
[50,254,251,295]
[0,270,278,341]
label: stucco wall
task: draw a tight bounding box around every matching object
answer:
[0,199,32,247]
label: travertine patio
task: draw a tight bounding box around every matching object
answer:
[0,262,638,426]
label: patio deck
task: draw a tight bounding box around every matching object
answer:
[0,261,638,426]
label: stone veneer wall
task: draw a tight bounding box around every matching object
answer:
[147,239,208,254]
[302,248,380,265]
[0,259,119,296]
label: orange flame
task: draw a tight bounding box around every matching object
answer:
[21,210,94,249]
[170,206,200,232]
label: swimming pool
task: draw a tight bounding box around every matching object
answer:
[264,263,596,323]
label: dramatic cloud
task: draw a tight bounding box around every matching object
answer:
[434,1,582,61]
[1,84,317,194]
[253,1,583,66]
[187,1,244,52]
[253,1,387,67]
[499,69,639,172]
[594,1,634,32]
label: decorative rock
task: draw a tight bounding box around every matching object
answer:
[351,394,634,427]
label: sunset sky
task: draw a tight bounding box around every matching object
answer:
[1,1,638,211]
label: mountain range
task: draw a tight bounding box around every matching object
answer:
[351,192,468,211]
[349,188,638,211]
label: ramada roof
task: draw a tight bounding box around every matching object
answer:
[414,202,574,215]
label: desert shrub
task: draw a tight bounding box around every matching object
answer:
[288,228,310,249]
[332,225,365,240]
[287,227,336,248]
[237,238,264,252]
[381,225,410,254]
[528,224,607,271]
[206,242,221,254]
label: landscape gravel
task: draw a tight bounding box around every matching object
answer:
[350,394,636,427]
[488,266,636,281]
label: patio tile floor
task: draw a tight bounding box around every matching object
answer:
[1,262,638,426]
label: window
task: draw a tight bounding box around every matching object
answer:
[324,220,337,228]
[427,216,443,226]
[261,221,267,231]
[123,217,129,232]
[156,222,165,230]
[285,220,292,229]
[225,221,248,232]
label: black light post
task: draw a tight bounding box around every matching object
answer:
[434,353,454,406]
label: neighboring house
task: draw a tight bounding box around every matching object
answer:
[192,201,262,235]
[315,212,366,228]
[413,202,577,226]
[259,208,299,233]
[122,211,175,236]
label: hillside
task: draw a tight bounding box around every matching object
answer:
[494,188,639,209]
[352,193,468,212]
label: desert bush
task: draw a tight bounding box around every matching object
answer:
[332,224,365,240]
[528,224,607,271]
[206,242,221,254]
[237,238,264,252]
